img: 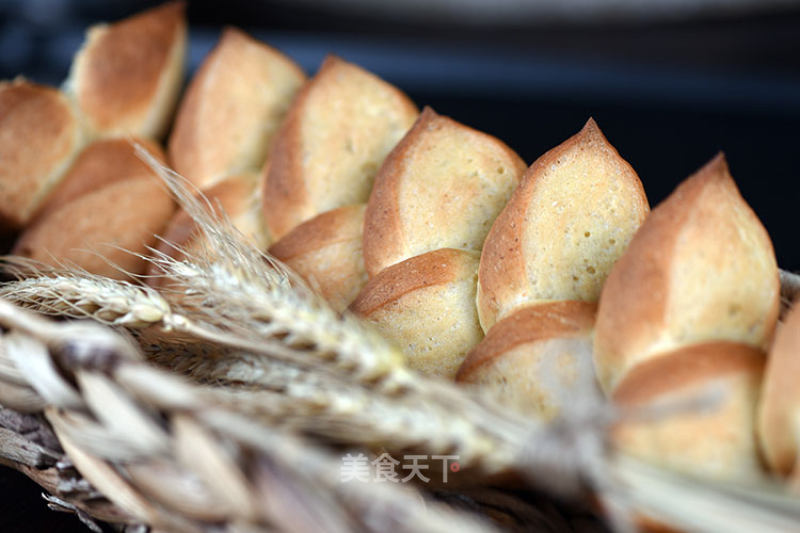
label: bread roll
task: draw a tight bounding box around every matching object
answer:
[456,301,599,421]
[13,138,174,279]
[263,55,418,240]
[350,248,482,378]
[363,107,526,277]
[0,79,84,228]
[592,154,778,482]
[66,1,186,140]
[33,137,166,219]
[476,118,649,332]
[149,171,268,282]
[594,153,779,393]
[168,27,305,189]
[612,342,765,482]
[759,301,800,475]
[269,205,366,312]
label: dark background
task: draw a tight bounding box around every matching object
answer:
[1,0,800,530]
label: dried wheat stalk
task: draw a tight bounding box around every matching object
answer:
[0,299,499,532]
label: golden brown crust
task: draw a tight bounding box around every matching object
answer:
[71,1,186,139]
[149,172,266,274]
[456,300,596,382]
[610,340,766,482]
[34,137,166,219]
[168,26,305,188]
[759,303,800,474]
[269,204,366,311]
[362,107,526,277]
[0,79,83,227]
[612,342,765,406]
[593,153,780,393]
[269,204,364,261]
[262,55,418,240]
[476,118,649,331]
[13,177,174,279]
[351,248,482,378]
[454,301,599,420]
[349,248,466,317]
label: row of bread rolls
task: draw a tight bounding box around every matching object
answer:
[2,2,188,277]
[3,1,799,490]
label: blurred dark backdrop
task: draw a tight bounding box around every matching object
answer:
[1,0,800,530]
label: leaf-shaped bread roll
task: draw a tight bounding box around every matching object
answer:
[269,205,367,312]
[13,138,174,278]
[168,27,305,189]
[612,342,765,482]
[594,154,779,393]
[594,154,778,481]
[67,1,186,140]
[476,118,649,332]
[456,301,599,420]
[350,248,482,378]
[0,79,84,228]
[363,107,526,277]
[263,55,418,240]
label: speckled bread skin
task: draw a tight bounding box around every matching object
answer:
[269,205,366,312]
[362,107,526,277]
[13,139,174,279]
[263,55,418,240]
[33,137,165,219]
[594,154,780,394]
[612,342,765,482]
[67,1,186,140]
[350,248,482,378]
[148,171,268,282]
[168,27,305,189]
[0,79,84,228]
[456,301,599,420]
[759,302,800,475]
[476,118,649,332]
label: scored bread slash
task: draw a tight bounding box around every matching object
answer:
[13,138,175,279]
[0,79,85,228]
[168,27,306,189]
[476,117,649,332]
[363,107,526,277]
[263,55,419,241]
[65,1,187,140]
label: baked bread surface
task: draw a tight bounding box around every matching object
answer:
[363,107,526,277]
[594,153,779,393]
[263,55,418,240]
[350,248,482,378]
[476,118,649,331]
[67,1,187,139]
[0,79,84,228]
[168,27,305,188]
